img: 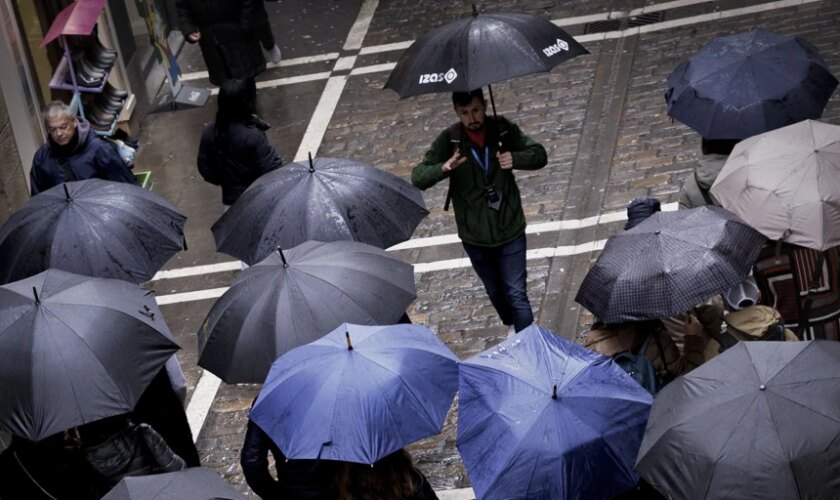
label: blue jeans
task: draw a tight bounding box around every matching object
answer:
[462,233,533,332]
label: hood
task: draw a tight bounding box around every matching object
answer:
[48,119,91,154]
[695,153,727,190]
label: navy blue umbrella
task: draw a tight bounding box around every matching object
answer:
[457,325,652,500]
[666,29,837,139]
[250,323,459,464]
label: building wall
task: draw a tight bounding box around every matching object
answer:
[0,82,28,225]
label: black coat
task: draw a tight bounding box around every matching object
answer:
[30,121,138,196]
[240,419,340,499]
[197,120,283,205]
[175,0,266,85]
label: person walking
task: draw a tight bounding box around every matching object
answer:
[254,0,282,64]
[30,101,138,195]
[412,89,547,335]
[335,449,437,500]
[175,0,266,87]
[197,79,283,207]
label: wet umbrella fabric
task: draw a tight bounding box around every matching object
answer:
[198,241,416,383]
[250,323,459,465]
[666,29,837,139]
[0,269,179,441]
[457,324,652,500]
[575,206,765,324]
[710,120,840,251]
[385,9,587,97]
[102,466,246,500]
[212,157,428,265]
[636,341,840,499]
[0,179,186,284]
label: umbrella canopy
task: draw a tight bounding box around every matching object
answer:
[198,240,416,383]
[575,205,765,324]
[212,157,428,265]
[250,323,459,464]
[0,180,186,285]
[102,466,245,500]
[666,29,837,139]
[0,269,179,441]
[636,341,840,499]
[457,325,652,500]
[710,120,840,251]
[40,0,106,47]
[385,7,587,97]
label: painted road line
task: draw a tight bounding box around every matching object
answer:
[209,71,332,95]
[344,0,380,51]
[293,75,349,161]
[436,488,475,500]
[185,370,222,440]
[350,62,396,76]
[156,239,611,306]
[180,52,340,82]
[150,202,678,282]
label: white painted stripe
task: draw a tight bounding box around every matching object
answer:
[628,0,714,16]
[208,71,332,95]
[150,203,679,282]
[435,488,475,500]
[359,40,413,55]
[185,371,222,440]
[293,75,349,161]
[552,11,619,27]
[333,55,358,72]
[156,239,613,305]
[180,53,340,82]
[343,0,380,51]
[350,62,396,75]
[153,261,243,281]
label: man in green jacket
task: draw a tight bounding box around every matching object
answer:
[412,89,548,334]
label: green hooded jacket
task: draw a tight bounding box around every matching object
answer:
[411,117,548,247]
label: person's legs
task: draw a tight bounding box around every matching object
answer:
[497,233,533,332]
[463,242,514,327]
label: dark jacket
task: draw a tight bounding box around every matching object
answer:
[30,120,138,195]
[411,117,547,247]
[677,153,727,209]
[241,419,340,499]
[0,434,98,500]
[198,120,283,205]
[175,0,266,85]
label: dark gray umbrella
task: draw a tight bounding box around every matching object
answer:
[0,179,186,284]
[198,240,416,383]
[212,157,428,265]
[0,269,179,441]
[384,7,587,100]
[666,29,838,139]
[102,467,245,500]
[575,206,765,324]
[636,341,840,499]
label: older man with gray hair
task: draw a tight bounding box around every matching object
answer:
[30,100,137,195]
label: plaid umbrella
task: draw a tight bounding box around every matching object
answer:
[575,206,765,324]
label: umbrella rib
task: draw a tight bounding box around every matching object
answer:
[765,388,840,425]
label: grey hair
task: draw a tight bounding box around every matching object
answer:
[42,100,75,123]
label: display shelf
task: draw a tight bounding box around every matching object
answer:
[48,54,111,93]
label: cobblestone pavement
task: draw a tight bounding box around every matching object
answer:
[134,0,840,496]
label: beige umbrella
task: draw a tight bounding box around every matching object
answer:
[710,120,840,251]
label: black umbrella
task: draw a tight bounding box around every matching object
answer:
[666,29,838,139]
[575,206,765,324]
[0,179,186,284]
[636,341,840,499]
[102,467,245,500]
[198,240,416,383]
[385,6,588,109]
[0,269,179,441]
[212,157,428,265]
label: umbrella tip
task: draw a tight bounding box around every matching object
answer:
[308,152,315,173]
[63,183,71,202]
[32,287,40,304]
[345,331,353,351]
[552,385,558,400]
[277,247,288,268]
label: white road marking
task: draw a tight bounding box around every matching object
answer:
[350,62,396,75]
[209,71,332,95]
[292,75,349,161]
[180,52,340,82]
[185,371,222,440]
[343,0,380,51]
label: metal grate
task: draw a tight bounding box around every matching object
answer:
[583,11,665,34]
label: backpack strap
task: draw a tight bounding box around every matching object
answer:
[443,122,463,212]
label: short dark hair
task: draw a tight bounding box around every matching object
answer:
[216,79,257,125]
[452,88,484,108]
[701,138,739,156]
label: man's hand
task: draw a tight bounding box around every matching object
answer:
[442,149,467,173]
[187,32,201,43]
[678,314,705,338]
[497,151,513,170]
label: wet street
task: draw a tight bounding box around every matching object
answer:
[135,0,840,497]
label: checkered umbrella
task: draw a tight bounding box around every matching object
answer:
[575,206,765,324]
